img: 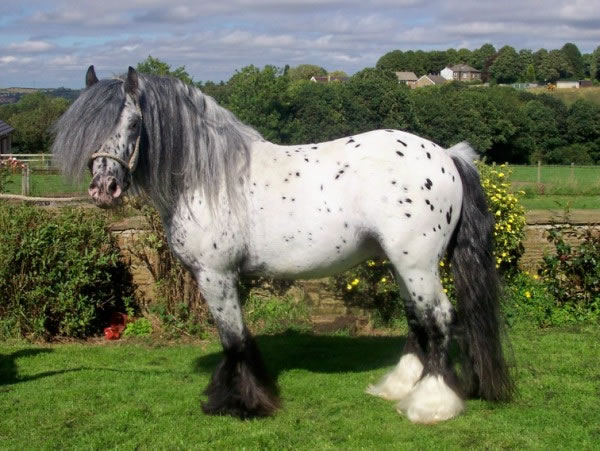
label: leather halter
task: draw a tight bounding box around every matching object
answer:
[89,104,142,174]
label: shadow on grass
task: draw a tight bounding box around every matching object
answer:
[0,348,77,388]
[193,331,407,380]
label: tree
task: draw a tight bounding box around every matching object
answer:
[424,51,450,74]
[590,46,600,81]
[525,64,536,82]
[136,55,194,84]
[225,65,290,143]
[286,64,327,81]
[376,50,406,72]
[537,49,572,82]
[561,43,585,79]
[518,49,534,81]
[489,46,521,84]
[328,70,349,79]
[471,44,496,70]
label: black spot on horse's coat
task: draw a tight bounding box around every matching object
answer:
[396,151,404,157]
[446,211,451,224]
[346,138,355,144]
[320,184,323,191]
[312,146,318,149]
[405,198,412,203]
[217,307,223,312]
[425,199,430,205]
[385,129,394,132]
[344,222,348,228]
[213,243,218,249]
[282,196,286,200]
[391,180,397,185]
[425,178,433,190]
[403,251,408,255]
[304,158,309,162]
[421,143,425,149]
[398,200,403,204]
[355,144,361,148]
[396,139,407,147]
[452,175,455,182]
[426,152,431,159]
[405,213,411,218]
[441,167,445,173]
[418,296,423,301]
[430,205,434,211]
[284,178,289,182]
[296,172,300,177]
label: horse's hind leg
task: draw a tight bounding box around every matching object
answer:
[394,267,465,423]
[197,269,279,419]
[366,280,425,401]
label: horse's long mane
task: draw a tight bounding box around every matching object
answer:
[52,73,262,213]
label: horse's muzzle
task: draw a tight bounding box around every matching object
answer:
[88,175,123,208]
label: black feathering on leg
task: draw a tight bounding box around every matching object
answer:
[202,334,280,419]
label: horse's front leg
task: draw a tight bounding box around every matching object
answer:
[196,269,280,419]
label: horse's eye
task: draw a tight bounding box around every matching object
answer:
[130,120,138,130]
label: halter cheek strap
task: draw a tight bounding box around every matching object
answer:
[89,105,142,174]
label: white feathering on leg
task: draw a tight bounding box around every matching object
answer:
[366,353,423,401]
[396,374,465,424]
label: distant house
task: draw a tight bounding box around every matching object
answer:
[0,120,14,154]
[440,64,481,82]
[310,75,349,83]
[556,80,593,89]
[416,74,447,88]
[395,71,418,88]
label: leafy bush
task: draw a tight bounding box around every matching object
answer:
[502,271,559,327]
[537,225,600,323]
[244,294,310,334]
[123,317,153,337]
[0,203,135,339]
[333,161,526,322]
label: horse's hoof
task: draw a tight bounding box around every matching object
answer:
[396,374,465,424]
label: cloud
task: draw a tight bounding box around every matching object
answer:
[1,0,599,88]
[7,40,55,52]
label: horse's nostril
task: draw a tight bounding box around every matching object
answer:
[107,178,118,194]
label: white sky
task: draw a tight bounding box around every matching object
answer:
[1,0,599,88]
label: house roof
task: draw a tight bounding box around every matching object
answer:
[420,74,447,84]
[0,120,14,137]
[448,64,481,73]
[395,71,418,81]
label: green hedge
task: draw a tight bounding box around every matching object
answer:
[0,203,135,339]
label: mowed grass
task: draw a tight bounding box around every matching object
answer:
[528,86,600,106]
[508,165,600,210]
[3,173,89,197]
[1,326,599,449]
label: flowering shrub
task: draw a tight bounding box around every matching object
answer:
[333,161,526,323]
[477,162,526,272]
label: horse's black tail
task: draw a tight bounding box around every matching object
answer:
[447,143,515,402]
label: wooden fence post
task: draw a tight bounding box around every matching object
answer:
[21,166,30,196]
[537,160,541,184]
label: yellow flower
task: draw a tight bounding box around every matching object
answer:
[439,261,445,267]
[351,278,360,286]
[525,291,531,299]
[346,284,352,291]
[380,277,387,283]
[533,274,539,280]
[498,173,505,178]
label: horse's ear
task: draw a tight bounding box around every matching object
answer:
[86,65,98,88]
[125,66,138,96]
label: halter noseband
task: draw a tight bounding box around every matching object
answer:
[89,104,142,174]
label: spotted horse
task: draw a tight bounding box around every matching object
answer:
[52,66,514,424]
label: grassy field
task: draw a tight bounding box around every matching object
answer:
[1,326,599,449]
[528,86,600,106]
[508,165,600,210]
[3,173,89,197]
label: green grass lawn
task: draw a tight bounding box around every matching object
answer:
[3,173,89,197]
[507,165,600,210]
[1,326,599,449]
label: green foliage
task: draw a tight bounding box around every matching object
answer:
[561,43,585,79]
[0,204,135,339]
[502,271,564,327]
[538,225,600,323]
[286,64,327,81]
[123,317,153,337]
[244,294,310,334]
[489,45,521,84]
[546,144,594,165]
[136,55,194,85]
[0,92,69,153]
